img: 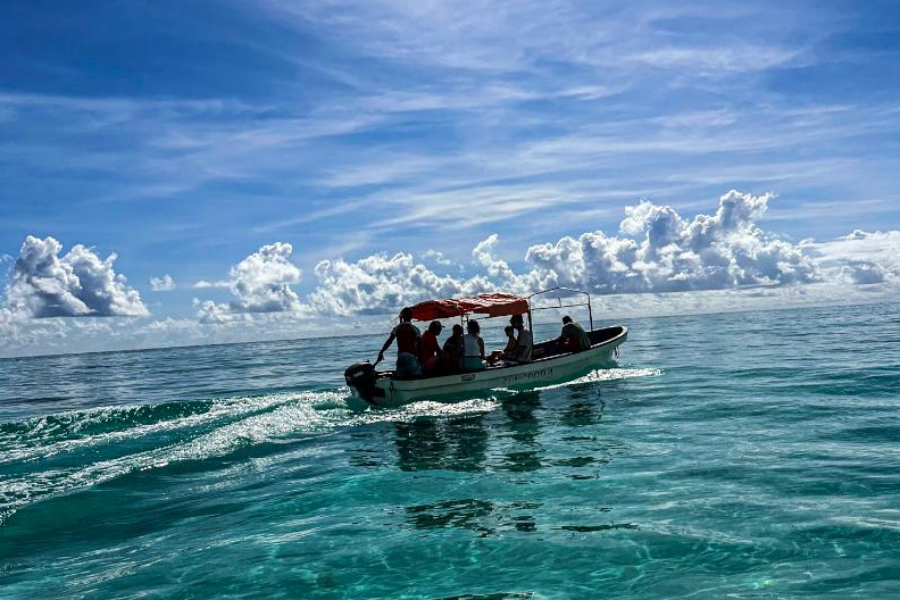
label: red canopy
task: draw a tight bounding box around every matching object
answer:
[410,293,530,321]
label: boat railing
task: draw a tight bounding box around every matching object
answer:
[526,287,593,331]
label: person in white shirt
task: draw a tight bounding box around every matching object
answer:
[509,314,533,363]
[462,319,486,371]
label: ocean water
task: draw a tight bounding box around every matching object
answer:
[1,302,899,599]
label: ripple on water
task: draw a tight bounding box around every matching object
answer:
[3,302,900,599]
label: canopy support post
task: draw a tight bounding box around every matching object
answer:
[588,296,594,331]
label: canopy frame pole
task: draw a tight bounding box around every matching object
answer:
[527,286,595,331]
[588,296,594,331]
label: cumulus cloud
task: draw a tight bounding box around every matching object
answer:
[423,249,454,267]
[517,190,818,295]
[195,242,306,323]
[7,191,900,355]
[194,298,246,325]
[149,274,176,291]
[229,243,302,311]
[307,252,493,316]
[296,191,822,316]
[802,229,900,285]
[192,191,895,325]
[839,261,885,285]
[3,236,148,318]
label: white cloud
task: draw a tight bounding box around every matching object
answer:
[192,190,887,325]
[5,194,900,357]
[514,190,817,294]
[149,274,176,292]
[193,279,230,289]
[801,229,900,285]
[423,249,454,267]
[307,252,493,316]
[261,1,810,79]
[195,242,306,323]
[3,236,148,319]
[298,190,828,317]
[194,299,246,325]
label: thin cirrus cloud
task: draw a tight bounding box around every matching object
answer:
[3,2,899,259]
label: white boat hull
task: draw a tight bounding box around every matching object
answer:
[353,326,627,408]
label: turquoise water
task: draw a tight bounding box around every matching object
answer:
[2,303,900,599]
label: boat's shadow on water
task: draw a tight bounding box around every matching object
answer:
[347,382,633,538]
[385,388,607,474]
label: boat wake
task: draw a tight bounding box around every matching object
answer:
[0,367,658,525]
[532,367,663,391]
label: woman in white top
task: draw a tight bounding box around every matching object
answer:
[462,319,486,372]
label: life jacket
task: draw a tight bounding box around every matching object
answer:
[395,322,419,355]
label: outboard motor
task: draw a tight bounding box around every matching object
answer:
[344,362,378,404]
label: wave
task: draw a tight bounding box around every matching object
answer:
[532,367,663,391]
[0,391,502,525]
[0,367,659,525]
[0,390,343,524]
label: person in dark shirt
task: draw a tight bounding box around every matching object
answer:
[441,324,465,373]
[488,325,517,364]
[558,315,591,353]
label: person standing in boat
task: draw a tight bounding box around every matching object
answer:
[558,315,591,352]
[462,319,486,372]
[509,313,533,363]
[377,307,422,377]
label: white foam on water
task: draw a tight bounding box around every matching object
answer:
[532,367,663,391]
[0,391,344,466]
[0,391,350,524]
[0,390,500,525]
[0,367,655,524]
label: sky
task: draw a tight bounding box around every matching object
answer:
[2,0,900,357]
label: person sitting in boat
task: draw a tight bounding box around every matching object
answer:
[441,324,465,373]
[558,315,591,353]
[377,307,422,378]
[462,319,486,372]
[419,320,444,375]
[508,313,533,363]
[488,325,517,364]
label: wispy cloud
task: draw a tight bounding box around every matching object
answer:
[3,0,900,357]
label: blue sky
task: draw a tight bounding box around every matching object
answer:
[2,0,900,356]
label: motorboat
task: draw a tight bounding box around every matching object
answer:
[344,288,628,408]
